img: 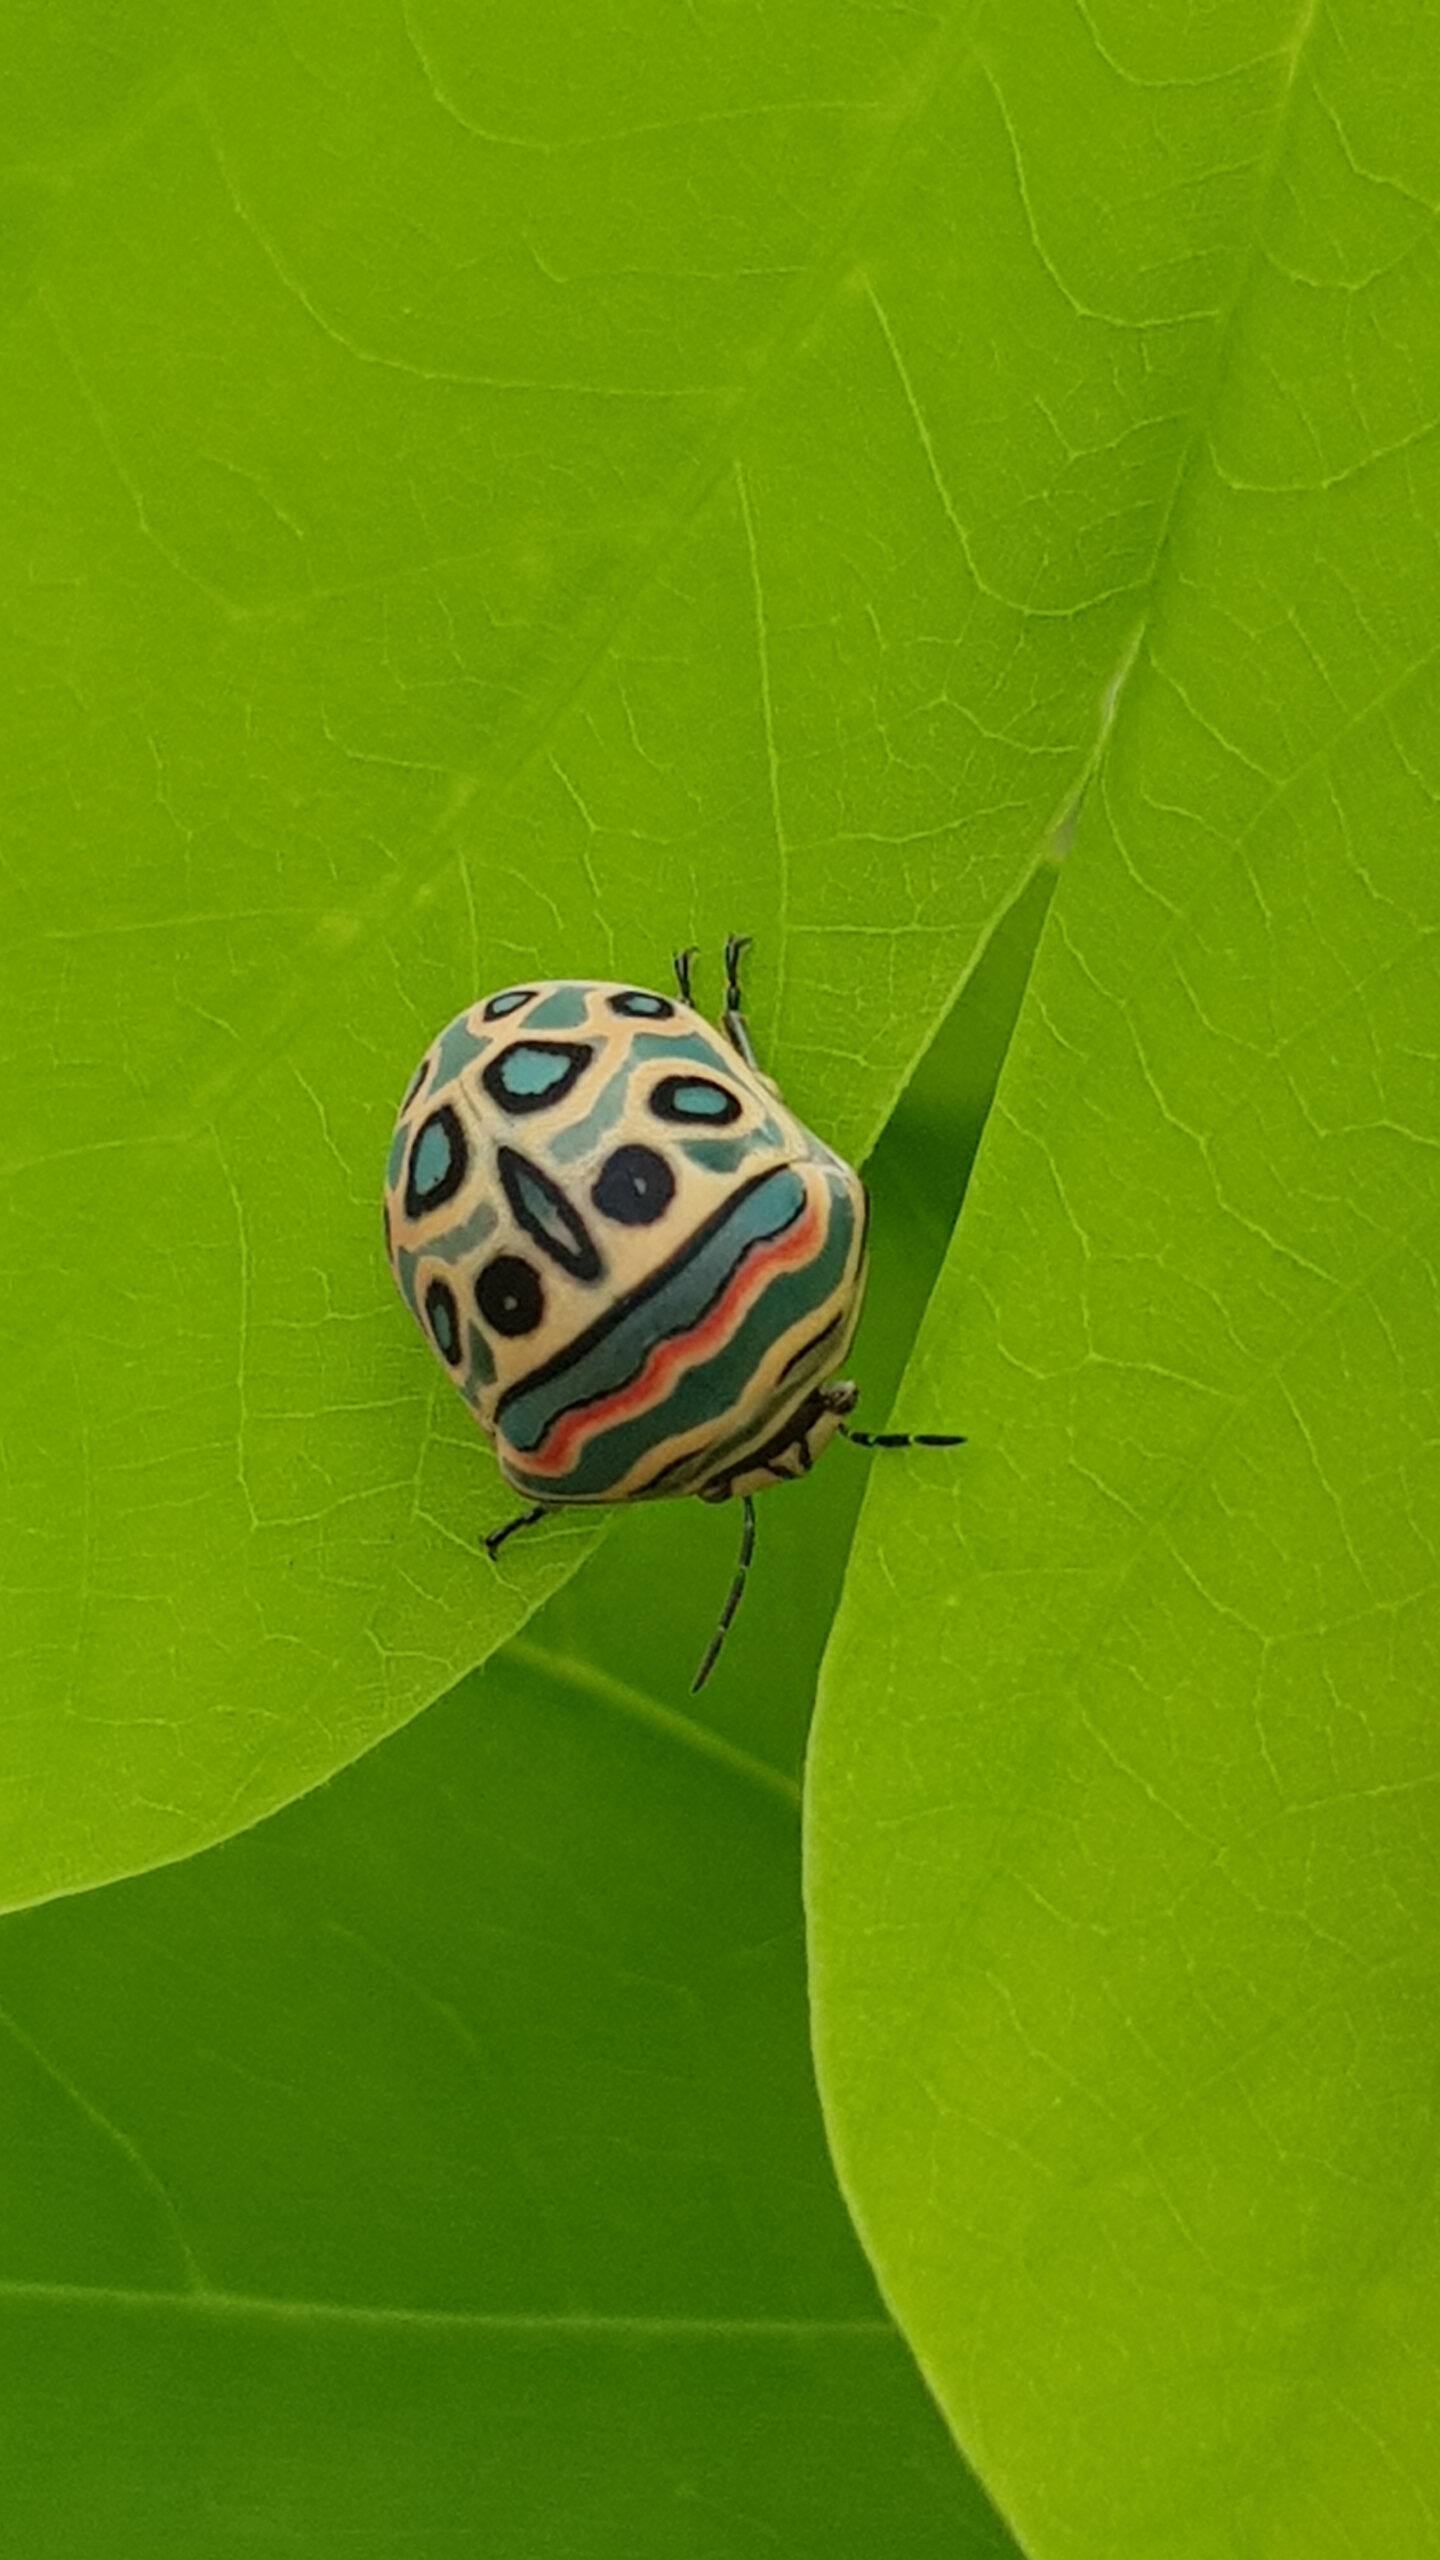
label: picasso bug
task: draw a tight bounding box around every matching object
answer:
[383,938,962,1688]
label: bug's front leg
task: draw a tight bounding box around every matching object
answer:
[482,1504,549,1560]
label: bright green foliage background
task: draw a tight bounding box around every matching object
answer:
[808,6,1440,2557]
[2,0,1437,2553]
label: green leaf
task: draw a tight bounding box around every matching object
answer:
[809,3,1440,2553]
[0,1577,1014,2556]
[0,704,1043,2555]
[10,0,1435,2545]
[1,0,1140,1902]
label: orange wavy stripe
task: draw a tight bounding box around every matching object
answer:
[514,1195,823,1481]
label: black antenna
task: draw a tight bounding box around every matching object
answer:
[691,1494,757,1692]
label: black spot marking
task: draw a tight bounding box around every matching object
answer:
[499,1146,602,1283]
[650,1074,743,1127]
[609,989,675,1019]
[592,1143,676,1227]
[481,1040,592,1116]
[424,1275,463,1366]
[483,989,538,1021]
[401,1052,432,1109]
[404,1104,468,1218]
[476,1255,544,1337]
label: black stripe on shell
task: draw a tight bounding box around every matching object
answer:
[494,1162,801,1430]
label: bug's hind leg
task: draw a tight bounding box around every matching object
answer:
[841,1427,967,1451]
[719,932,762,1071]
[691,1493,757,1693]
[483,1504,549,1560]
[673,944,698,1006]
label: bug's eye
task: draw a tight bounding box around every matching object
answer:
[649,1075,743,1127]
[475,1255,544,1337]
[591,1143,676,1227]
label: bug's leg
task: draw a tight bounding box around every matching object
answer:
[482,1504,549,1560]
[673,944,698,1006]
[691,1493,757,1693]
[841,1428,967,1450]
[719,932,762,1071]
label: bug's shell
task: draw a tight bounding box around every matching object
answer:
[383,980,869,1507]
